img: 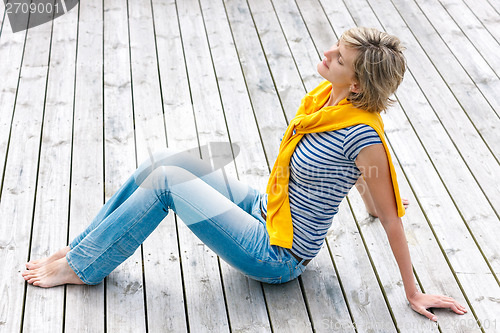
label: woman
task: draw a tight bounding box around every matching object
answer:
[22,27,466,322]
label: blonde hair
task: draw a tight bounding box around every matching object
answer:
[340,27,406,113]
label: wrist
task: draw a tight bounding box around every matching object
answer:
[406,289,419,300]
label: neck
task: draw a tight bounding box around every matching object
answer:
[325,86,350,107]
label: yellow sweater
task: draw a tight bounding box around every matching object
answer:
[265,81,405,248]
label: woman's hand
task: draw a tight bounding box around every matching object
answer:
[402,198,410,209]
[408,291,467,321]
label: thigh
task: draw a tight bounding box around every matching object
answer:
[152,165,291,281]
[134,147,259,214]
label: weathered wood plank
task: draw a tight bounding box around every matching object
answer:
[295,0,431,329]
[126,4,172,329]
[64,0,106,331]
[146,0,191,331]
[331,0,500,219]
[0,0,5,35]
[103,0,147,331]
[0,13,51,333]
[327,201,397,333]
[176,0,232,331]
[199,0,274,331]
[412,0,500,116]
[1,11,56,333]
[371,0,500,219]
[245,1,318,331]
[393,65,500,273]
[22,6,77,332]
[223,0,287,165]
[392,112,499,330]
[338,0,500,330]
[276,1,370,331]
[438,0,500,77]
[127,0,166,160]
[356,0,500,277]
[391,0,500,158]
[298,246,355,333]
[126,5,169,330]
[246,0,306,122]
[441,0,500,78]
[269,0,321,92]
[1,0,499,331]
[0,7,26,199]
[388,77,499,329]
[294,0,339,53]
[227,1,350,329]
[485,0,500,13]
[200,0,267,189]
[347,0,500,273]
[382,79,499,329]
[462,0,500,44]
[348,141,479,332]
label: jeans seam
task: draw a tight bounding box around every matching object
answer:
[76,192,162,277]
[66,253,96,285]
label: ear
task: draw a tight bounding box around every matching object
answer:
[350,81,361,93]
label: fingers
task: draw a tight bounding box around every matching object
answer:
[437,295,468,313]
[402,198,410,209]
[450,303,466,315]
[445,300,468,315]
[420,308,437,321]
[410,293,468,321]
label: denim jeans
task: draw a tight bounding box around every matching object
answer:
[66,148,307,285]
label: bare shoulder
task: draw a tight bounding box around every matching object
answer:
[354,143,387,177]
[354,143,398,221]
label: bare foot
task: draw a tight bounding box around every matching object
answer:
[22,257,85,288]
[25,246,71,270]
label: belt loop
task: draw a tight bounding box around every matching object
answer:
[296,259,306,269]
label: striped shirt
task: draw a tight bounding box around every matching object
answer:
[261,124,383,259]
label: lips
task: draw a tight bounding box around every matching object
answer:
[322,58,329,69]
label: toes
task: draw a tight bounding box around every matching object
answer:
[26,263,36,270]
[22,271,33,278]
[27,262,38,269]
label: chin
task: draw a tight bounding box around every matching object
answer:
[317,66,328,80]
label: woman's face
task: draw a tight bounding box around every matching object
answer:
[317,40,360,93]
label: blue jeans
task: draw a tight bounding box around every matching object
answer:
[66,148,307,285]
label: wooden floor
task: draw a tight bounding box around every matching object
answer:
[1,0,500,332]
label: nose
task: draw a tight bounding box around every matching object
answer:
[324,45,337,58]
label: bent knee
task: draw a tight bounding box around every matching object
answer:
[140,165,198,190]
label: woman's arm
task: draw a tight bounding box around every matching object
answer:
[355,144,467,321]
[355,175,409,218]
[355,176,378,217]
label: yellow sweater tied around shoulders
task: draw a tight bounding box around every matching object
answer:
[265,81,405,248]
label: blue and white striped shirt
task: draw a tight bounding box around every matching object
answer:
[261,124,383,259]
